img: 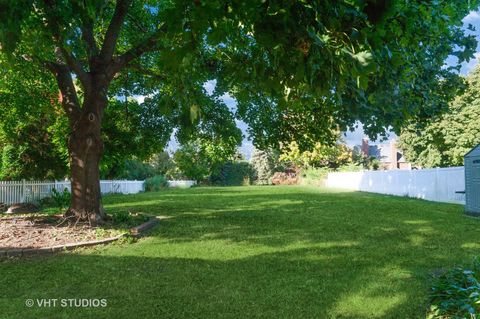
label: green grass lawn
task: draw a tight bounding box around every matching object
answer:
[1,186,479,318]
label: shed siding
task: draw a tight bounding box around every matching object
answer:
[465,144,480,214]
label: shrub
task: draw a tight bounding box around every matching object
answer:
[145,175,168,191]
[112,211,132,224]
[211,161,254,186]
[337,163,364,172]
[114,159,156,180]
[45,188,71,209]
[299,167,330,186]
[428,258,480,318]
[250,148,281,185]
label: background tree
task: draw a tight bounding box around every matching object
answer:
[0,0,477,222]
[173,135,240,183]
[279,140,353,169]
[250,148,280,185]
[399,65,480,168]
[150,151,175,177]
[0,57,68,180]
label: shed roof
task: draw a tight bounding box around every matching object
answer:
[465,144,480,158]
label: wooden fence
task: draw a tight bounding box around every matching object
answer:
[0,180,145,205]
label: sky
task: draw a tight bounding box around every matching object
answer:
[160,10,480,159]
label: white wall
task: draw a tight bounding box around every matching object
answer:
[326,167,465,204]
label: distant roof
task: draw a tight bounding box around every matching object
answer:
[363,143,406,163]
[465,144,480,158]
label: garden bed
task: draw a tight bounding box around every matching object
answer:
[0,213,157,256]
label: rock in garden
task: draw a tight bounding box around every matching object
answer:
[5,203,40,214]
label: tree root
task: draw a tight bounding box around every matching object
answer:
[61,207,106,227]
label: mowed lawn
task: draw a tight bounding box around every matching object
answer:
[1,186,479,318]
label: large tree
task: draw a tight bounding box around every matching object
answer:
[0,0,477,223]
[0,56,173,180]
[399,65,480,168]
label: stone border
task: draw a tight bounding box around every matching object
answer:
[0,216,161,257]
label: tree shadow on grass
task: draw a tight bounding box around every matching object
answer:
[0,245,430,319]
[0,187,479,318]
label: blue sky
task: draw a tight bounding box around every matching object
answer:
[162,10,480,159]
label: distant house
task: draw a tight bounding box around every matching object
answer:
[354,138,411,170]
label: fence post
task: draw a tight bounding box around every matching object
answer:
[21,179,26,202]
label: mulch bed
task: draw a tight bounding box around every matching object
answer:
[0,215,124,250]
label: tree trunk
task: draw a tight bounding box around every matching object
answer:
[65,90,106,225]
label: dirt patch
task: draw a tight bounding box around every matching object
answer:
[0,215,125,250]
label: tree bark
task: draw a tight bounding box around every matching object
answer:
[41,0,147,225]
[65,88,107,225]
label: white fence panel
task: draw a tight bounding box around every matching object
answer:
[0,180,146,205]
[0,179,198,205]
[326,167,465,204]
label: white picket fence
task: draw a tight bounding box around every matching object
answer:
[0,180,145,205]
[326,167,466,204]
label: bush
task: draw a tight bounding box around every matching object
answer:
[145,175,168,191]
[250,148,280,185]
[299,167,330,186]
[43,188,71,209]
[112,211,132,224]
[211,161,254,186]
[114,159,156,180]
[337,163,364,172]
[428,258,480,318]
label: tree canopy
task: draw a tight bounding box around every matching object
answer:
[399,65,480,168]
[0,0,478,221]
[1,1,477,148]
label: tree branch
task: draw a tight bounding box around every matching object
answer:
[108,26,166,77]
[99,0,133,62]
[81,21,98,61]
[125,63,167,81]
[70,0,99,61]
[44,62,82,125]
[55,46,91,93]
[42,0,91,92]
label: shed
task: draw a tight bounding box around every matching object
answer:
[465,144,480,215]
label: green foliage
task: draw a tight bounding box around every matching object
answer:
[108,159,156,180]
[0,56,172,180]
[173,143,212,183]
[218,1,478,150]
[144,175,168,192]
[279,139,353,169]
[399,66,480,168]
[150,152,175,176]
[173,137,240,183]
[299,167,330,186]
[210,161,254,186]
[99,98,173,178]
[351,149,381,170]
[250,148,282,185]
[0,57,68,180]
[49,188,71,209]
[0,0,476,175]
[111,211,132,224]
[299,163,363,186]
[428,258,480,319]
[337,163,364,172]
